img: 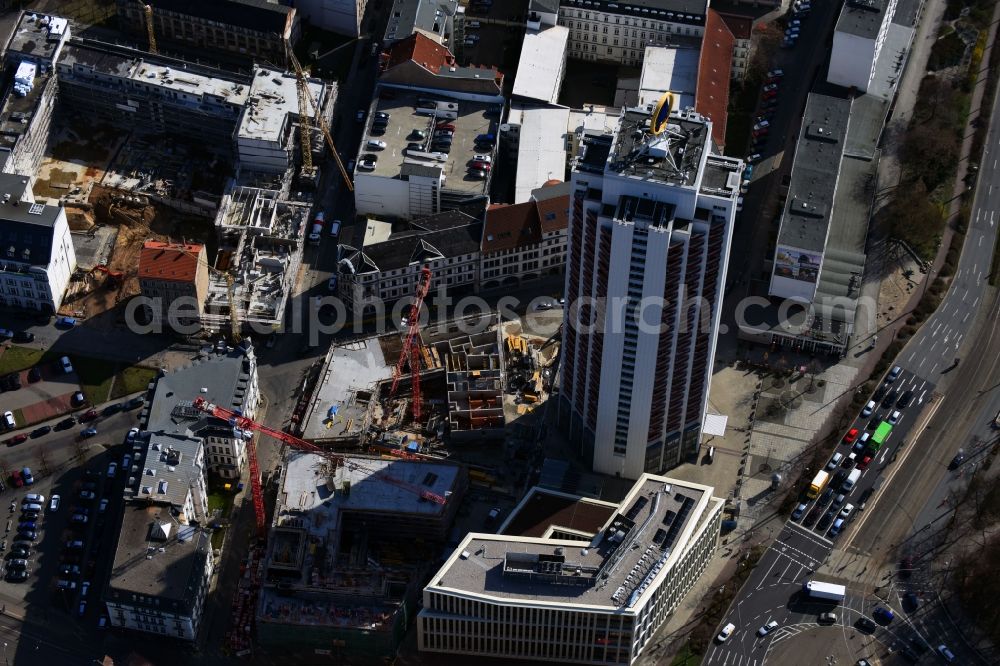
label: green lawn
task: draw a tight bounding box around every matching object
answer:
[208,489,236,517]
[111,366,157,399]
[74,356,117,405]
[211,527,226,551]
[0,346,47,374]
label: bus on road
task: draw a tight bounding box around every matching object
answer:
[869,421,893,452]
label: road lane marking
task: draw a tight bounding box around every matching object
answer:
[930,341,937,353]
[963,312,970,322]
[932,363,938,373]
[979,235,984,246]
[918,389,926,403]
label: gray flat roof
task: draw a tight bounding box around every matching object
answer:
[6,12,67,62]
[300,337,393,441]
[431,476,716,609]
[108,504,211,609]
[775,94,851,253]
[145,345,255,436]
[130,433,204,512]
[385,0,457,43]
[836,0,890,40]
[0,69,51,152]
[361,88,494,195]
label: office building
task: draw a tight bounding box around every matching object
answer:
[828,0,899,92]
[558,105,740,479]
[556,0,708,67]
[418,474,724,665]
[0,173,77,312]
[115,0,299,65]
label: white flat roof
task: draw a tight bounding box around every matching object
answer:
[638,46,699,109]
[237,67,325,144]
[512,26,569,105]
[508,103,570,203]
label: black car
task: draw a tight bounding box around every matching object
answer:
[5,569,28,582]
[370,125,386,136]
[30,426,51,438]
[27,367,41,382]
[817,510,836,531]
[55,417,76,430]
[9,547,29,559]
[855,616,877,633]
[948,450,966,470]
[897,390,913,409]
[804,506,823,526]
[12,331,34,343]
[406,142,423,152]
[817,488,834,506]
[831,469,848,489]
[102,403,123,416]
[857,487,874,509]
[124,396,145,410]
[873,383,888,402]
[1,373,20,391]
[880,390,898,409]
[866,417,880,431]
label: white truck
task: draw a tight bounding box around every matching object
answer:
[308,212,325,245]
[803,580,846,602]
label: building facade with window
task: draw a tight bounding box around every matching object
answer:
[138,241,210,328]
[480,183,570,289]
[144,344,260,481]
[338,211,482,313]
[418,474,724,665]
[0,173,77,313]
[115,0,300,63]
[556,0,708,67]
[558,107,740,479]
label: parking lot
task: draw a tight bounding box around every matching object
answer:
[458,3,525,76]
[0,407,137,662]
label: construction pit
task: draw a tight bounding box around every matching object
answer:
[31,121,227,323]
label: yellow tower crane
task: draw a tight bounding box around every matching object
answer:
[284,40,353,192]
[141,3,158,54]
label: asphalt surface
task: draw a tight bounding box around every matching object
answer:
[706,13,1000,663]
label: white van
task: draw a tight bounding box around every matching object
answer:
[842,468,862,492]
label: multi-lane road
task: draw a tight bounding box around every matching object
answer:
[706,20,1000,663]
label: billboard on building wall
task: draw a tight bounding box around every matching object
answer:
[773,246,821,283]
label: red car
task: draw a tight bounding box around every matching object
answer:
[79,409,99,422]
[761,90,778,100]
[471,160,492,171]
[752,128,769,138]
[843,428,859,444]
[11,470,22,487]
[858,454,873,470]
[4,434,28,447]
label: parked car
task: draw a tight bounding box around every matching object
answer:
[468,169,487,180]
[762,84,778,93]
[6,569,28,582]
[107,462,118,478]
[79,409,98,422]
[78,490,96,501]
[55,316,77,328]
[2,411,15,430]
[897,390,913,409]
[4,434,27,446]
[10,470,22,487]
[839,503,855,520]
[948,450,966,470]
[366,139,386,150]
[31,425,51,438]
[855,616,877,633]
[792,503,808,520]
[59,356,73,374]
[124,396,145,410]
[767,69,784,78]
[862,400,876,417]
[818,612,837,625]
[49,495,60,512]
[873,606,894,624]
[12,331,33,343]
[472,153,492,163]
[27,367,41,382]
[762,89,778,100]
[80,427,97,438]
[21,467,33,485]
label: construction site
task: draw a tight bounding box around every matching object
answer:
[0,9,337,331]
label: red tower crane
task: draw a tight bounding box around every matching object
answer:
[388,267,432,422]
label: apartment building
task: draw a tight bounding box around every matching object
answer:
[116,0,299,64]
[418,474,724,665]
[144,344,260,480]
[718,12,753,81]
[480,184,570,289]
[295,0,368,37]
[556,0,709,67]
[558,105,740,479]
[337,211,482,313]
[138,241,209,328]
[105,503,214,640]
[0,173,77,312]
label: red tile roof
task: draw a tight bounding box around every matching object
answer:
[534,192,570,235]
[718,12,754,41]
[138,241,204,282]
[696,9,734,150]
[384,32,455,74]
[482,201,540,254]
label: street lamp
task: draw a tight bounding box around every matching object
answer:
[3,641,9,666]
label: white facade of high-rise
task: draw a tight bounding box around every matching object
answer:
[559,108,740,479]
